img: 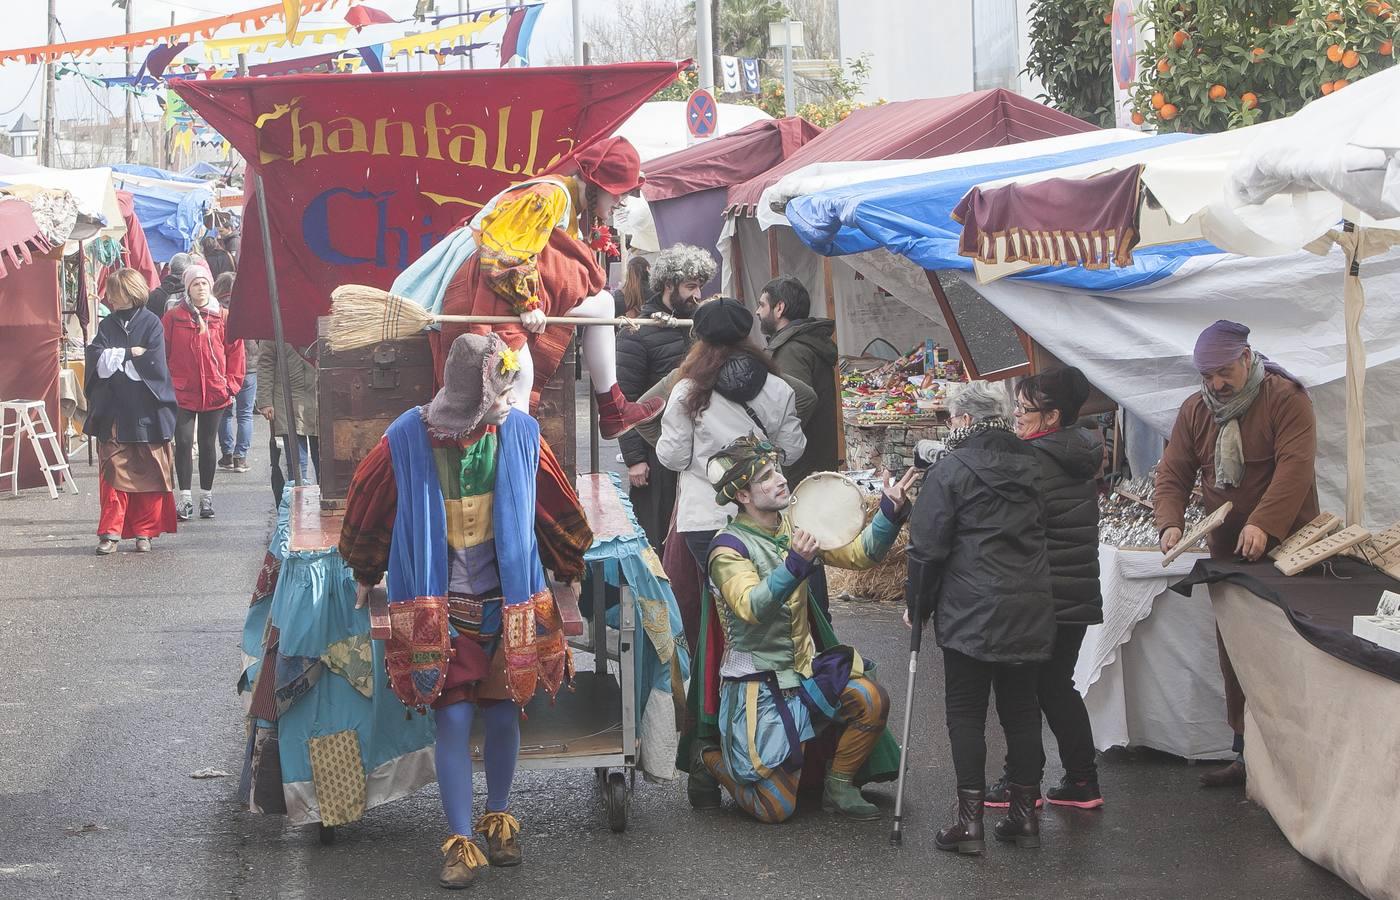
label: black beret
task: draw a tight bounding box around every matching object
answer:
[692,297,753,345]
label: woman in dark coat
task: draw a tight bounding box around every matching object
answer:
[985,367,1106,811]
[85,268,180,554]
[905,380,1055,855]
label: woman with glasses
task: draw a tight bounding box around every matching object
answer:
[983,367,1107,812]
[905,380,1054,854]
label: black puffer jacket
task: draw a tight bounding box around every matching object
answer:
[906,426,1055,664]
[1029,426,1104,625]
[616,293,692,465]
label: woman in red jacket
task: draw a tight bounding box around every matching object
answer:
[162,261,245,520]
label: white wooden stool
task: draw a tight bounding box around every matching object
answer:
[0,400,78,499]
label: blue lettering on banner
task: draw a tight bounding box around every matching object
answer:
[303,187,452,271]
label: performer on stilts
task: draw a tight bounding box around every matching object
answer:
[338,333,593,890]
[395,135,664,438]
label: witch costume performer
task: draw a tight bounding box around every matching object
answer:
[338,333,593,890]
[392,135,664,439]
[84,268,180,554]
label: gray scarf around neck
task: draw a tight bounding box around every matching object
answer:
[1201,353,1266,489]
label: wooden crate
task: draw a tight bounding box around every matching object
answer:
[315,319,578,505]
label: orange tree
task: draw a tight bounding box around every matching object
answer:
[1133,0,1400,133]
[1025,0,1115,126]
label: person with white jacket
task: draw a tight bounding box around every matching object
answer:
[657,298,806,579]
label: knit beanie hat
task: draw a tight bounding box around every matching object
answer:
[183,261,213,294]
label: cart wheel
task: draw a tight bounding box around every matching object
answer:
[605,771,628,833]
[318,824,337,846]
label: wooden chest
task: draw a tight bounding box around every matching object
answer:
[315,319,578,505]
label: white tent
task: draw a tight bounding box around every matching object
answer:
[611,101,773,164]
[960,66,1400,523]
[0,154,125,243]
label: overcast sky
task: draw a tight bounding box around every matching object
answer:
[0,0,616,128]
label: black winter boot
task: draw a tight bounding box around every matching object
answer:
[993,782,1042,848]
[934,788,986,855]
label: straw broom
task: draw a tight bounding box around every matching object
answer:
[327,284,693,352]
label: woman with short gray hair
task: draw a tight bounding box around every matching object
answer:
[904,379,1055,855]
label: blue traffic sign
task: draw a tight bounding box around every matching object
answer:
[686,89,717,138]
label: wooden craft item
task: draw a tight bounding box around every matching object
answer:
[1273,524,1371,577]
[1345,521,1400,562]
[1162,501,1232,567]
[1269,512,1341,560]
[1372,542,1400,582]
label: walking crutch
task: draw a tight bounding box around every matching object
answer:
[889,610,924,846]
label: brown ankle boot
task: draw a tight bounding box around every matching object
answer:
[595,383,664,439]
[993,782,1042,848]
[1199,758,1246,788]
[934,788,986,855]
[476,811,522,867]
[439,834,487,889]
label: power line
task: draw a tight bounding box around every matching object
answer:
[0,66,43,117]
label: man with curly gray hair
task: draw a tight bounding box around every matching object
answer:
[615,243,716,550]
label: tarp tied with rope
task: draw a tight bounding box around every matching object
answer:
[173,63,687,344]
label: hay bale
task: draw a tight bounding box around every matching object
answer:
[825,492,909,603]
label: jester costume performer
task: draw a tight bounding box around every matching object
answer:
[392,135,663,439]
[686,437,908,823]
[338,333,592,890]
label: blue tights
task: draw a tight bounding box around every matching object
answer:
[434,699,521,836]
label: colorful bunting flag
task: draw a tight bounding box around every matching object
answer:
[719,55,741,94]
[741,58,761,94]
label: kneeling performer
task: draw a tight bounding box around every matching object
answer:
[690,436,915,822]
[339,334,592,889]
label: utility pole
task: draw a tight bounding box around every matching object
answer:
[572,0,582,65]
[41,0,57,166]
[695,0,714,90]
[163,11,174,169]
[124,0,134,163]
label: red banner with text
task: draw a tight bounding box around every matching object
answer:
[173,63,684,343]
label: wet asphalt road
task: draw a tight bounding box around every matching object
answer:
[0,416,1360,900]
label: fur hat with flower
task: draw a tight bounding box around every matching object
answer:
[424,333,521,438]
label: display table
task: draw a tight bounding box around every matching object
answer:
[238,476,689,830]
[1176,558,1400,900]
[1073,545,1234,760]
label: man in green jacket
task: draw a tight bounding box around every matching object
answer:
[757,276,839,486]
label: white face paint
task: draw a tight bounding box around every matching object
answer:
[481,387,514,427]
[738,464,790,513]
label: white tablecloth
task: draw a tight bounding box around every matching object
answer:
[1073,546,1235,760]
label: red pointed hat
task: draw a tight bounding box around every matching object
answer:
[573,136,645,196]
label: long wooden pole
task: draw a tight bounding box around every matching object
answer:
[253,174,303,486]
[124,0,134,163]
[42,0,57,166]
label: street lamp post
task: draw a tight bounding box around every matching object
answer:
[768,20,805,118]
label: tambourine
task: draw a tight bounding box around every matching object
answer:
[789,471,866,551]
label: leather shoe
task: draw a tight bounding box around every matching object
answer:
[1199,759,1246,788]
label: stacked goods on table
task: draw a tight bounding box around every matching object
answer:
[1271,512,1400,578]
[841,341,967,427]
[1354,591,1400,654]
[1098,467,1212,552]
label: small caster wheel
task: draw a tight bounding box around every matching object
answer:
[606,771,628,833]
[318,824,337,845]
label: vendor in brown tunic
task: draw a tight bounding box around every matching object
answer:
[1154,319,1319,789]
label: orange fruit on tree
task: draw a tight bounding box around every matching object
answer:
[1381,3,1393,19]
[1326,11,1343,22]
[1321,80,1335,95]
[1131,111,1146,125]
[1287,17,1297,24]
[1104,13,1113,24]
[1173,30,1189,48]
[1157,58,1171,74]
[1208,84,1227,100]
[1381,40,1394,55]
[1240,92,1259,109]
[1334,78,1350,90]
[1151,91,1166,109]
[1342,49,1360,68]
[1327,44,1344,62]
[1159,103,1179,120]
[1252,47,1266,58]
[1366,0,1381,12]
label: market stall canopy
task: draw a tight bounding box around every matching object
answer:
[0,154,124,242]
[182,161,228,180]
[111,163,204,184]
[111,168,215,262]
[724,89,1096,217]
[612,100,775,163]
[783,129,1202,292]
[641,117,822,203]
